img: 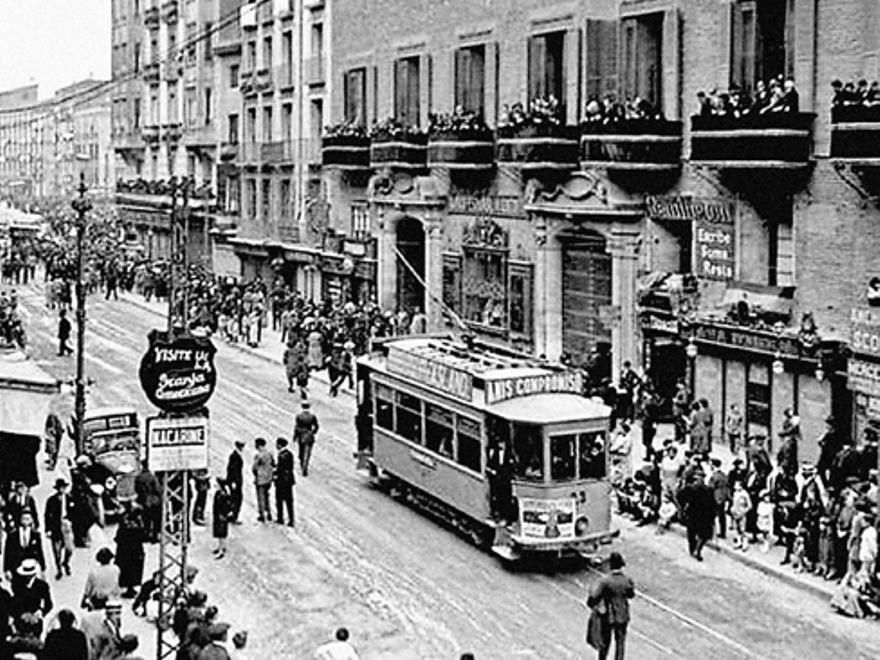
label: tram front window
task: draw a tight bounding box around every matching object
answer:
[512,423,543,481]
[579,431,607,480]
[550,434,577,481]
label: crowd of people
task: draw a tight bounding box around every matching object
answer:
[581,94,663,126]
[831,78,880,122]
[695,75,800,119]
[613,373,880,619]
[0,290,25,349]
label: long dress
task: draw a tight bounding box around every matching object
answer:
[115,515,145,590]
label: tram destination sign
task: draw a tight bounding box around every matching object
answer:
[485,371,584,405]
[146,415,209,472]
[387,346,473,401]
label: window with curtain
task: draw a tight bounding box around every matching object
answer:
[394,56,421,127]
[454,45,485,116]
[344,68,367,125]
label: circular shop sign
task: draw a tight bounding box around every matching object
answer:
[139,331,217,413]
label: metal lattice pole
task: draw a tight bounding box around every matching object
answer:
[156,469,190,659]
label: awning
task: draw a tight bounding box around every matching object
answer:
[487,393,610,425]
[0,351,59,437]
[720,281,795,317]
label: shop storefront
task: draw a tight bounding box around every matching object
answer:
[848,306,880,444]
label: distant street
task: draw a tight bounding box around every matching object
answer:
[14,283,880,660]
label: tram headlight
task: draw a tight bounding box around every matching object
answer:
[575,516,590,537]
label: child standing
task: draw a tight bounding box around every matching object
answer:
[729,481,752,550]
[756,490,775,553]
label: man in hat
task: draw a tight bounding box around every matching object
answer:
[587,552,634,660]
[4,481,39,533]
[92,600,123,660]
[293,400,320,477]
[134,460,161,543]
[198,622,233,660]
[252,438,275,523]
[44,476,75,579]
[10,558,52,632]
[226,441,245,524]
[275,437,296,526]
[43,607,89,660]
[3,510,45,578]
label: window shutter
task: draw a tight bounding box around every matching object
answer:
[394,59,404,121]
[343,71,351,123]
[472,47,486,117]
[662,8,681,119]
[485,41,499,125]
[564,28,580,124]
[527,35,545,100]
[418,54,430,128]
[793,0,816,111]
[718,1,734,92]
[586,19,618,102]
[371,65,378,124]
[454,48,467,111]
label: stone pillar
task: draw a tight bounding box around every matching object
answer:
[424,217,444,331]
[376,208,398,312]
[532,217,563,361]
[608,230,641,383]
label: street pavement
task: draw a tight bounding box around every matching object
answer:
[8,282,880,659]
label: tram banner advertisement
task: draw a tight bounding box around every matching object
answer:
[519,498,576,539]
[485,371,584,405]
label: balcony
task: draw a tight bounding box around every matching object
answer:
[142,62,160,83]
[161,0,178,24]
[163,62,180,82]
[220,142,239,161]
[830,106,880,167]
[370,133,428,170]
[496,123,579,171]
[239,70,256,96]
[254,68,273,93]
[162,123,182,147]
[427,129,494,171]
[689,113,816,169]
[115,178,216,209]
[240,141,260,163]
[306,57,325,86]
[183,126,216,152]
[141,125,161,146]
[113,131,145,154]
[276,64,294,91]
[260,141,285,162]
[322,135,370,170]
[580,119,682,173]
[144,6,160,29]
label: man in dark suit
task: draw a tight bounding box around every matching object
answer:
[587,552,635,660]
[44,477,75,579]
[57,308,73,356]
[198,622,232,659]
[293,400,319,477]
[10,558,53,632]
[275,437,296,526]
[4,482,39,532]
[225,441,245,524]
[42,608,88,660]
[3,510,46,578]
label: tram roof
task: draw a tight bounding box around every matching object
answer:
[379,336,552,377]
[488,393,611,424]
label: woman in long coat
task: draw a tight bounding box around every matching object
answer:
[115,504,146,598]
[212,477,232,559]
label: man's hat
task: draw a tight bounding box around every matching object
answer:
[207,622,231,640]
[17,559,40,577]
[105,601,123,614]
[234,440,245,449]
[75,455,91,466]
[608,552,626,570]
[54,477,68,489]
[302,401,311,408]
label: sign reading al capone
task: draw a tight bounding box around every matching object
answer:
[139,331,217,413]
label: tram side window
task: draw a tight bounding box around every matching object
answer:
[456,415,482,472]
[425,404,455,458]
[550,434,577,481]
[513,423,544,481]
[375,384,394,431]
[394,391,423,444]
[579,431,607,480]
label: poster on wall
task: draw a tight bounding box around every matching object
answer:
[695,213,735,281]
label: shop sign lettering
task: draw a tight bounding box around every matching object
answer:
[387,347,473,401]
[847,359,880,397]
[646,195,734,224]
[851,307,880,358]
[694,323,800,357]
[139,331,217,413]
[485,371,584,405]
[146,415,209,472]
[695,219,735,281]
[448,193,524,219]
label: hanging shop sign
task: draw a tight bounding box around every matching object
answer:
[485,371,584,405]
[851,307,880,358]
[146,414,209,472]
[139,331,217,413]
[448,193,524,219]
[646,195,734,224]
[694,215,735,281]
[387,346,473,401]
[848,358,880,397]
[693,322,802,358]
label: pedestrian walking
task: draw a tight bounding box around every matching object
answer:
[57,308,72,356]
[226,441,245,524]
[42,608,89,660]
[252,438,275,523]
[708,458,730,540]
[586,552,634,660]
[212,478,232,559]
[192,470,210,526]
[729,481,753,550]
[44,476,75,580]
[115,505,146,599]
[294,401,320,477]
[275,438,296,527]
[10,559,53,632]
[314,627,361,660]
[133,461,161,543]
[81,547,122,610]
[199,622,234,659]
[679,476,715,561]
[3,510,45,578]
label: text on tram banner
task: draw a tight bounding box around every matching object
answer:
[386,346,474,401]
[484,371,584,405]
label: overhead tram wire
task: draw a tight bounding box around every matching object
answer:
[0,0,274,124]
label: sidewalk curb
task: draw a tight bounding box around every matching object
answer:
[664,522,836,601]
[119,294,354,397]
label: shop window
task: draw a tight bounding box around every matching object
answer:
[375,384,394,431]
[456,415,482,472]
[621,13,663,109]
[513,423,544,481]
[394,391,423,444]
[463,248,506,329]
[746,363,771,442]
[442,253,462,323]
[508,262,533,337]
[260,178,271,221]
[454,44,485,116]
[731,0,795,94]
[528,31,565,113]
[579,431,607,480]
[425,404,454,458]
[550,434,577,481]
[344,67,367,126]
[394,56,420,127]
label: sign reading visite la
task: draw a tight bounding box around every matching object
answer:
[485,371,584,405]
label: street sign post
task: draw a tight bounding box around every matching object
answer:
[146,415,209,473]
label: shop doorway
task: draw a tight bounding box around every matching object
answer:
[396,217,426,313]
[646,339,687,419]
[562,233,612,370]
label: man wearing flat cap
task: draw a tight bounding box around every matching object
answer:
[44,476,75,580]
[197,621,232,660]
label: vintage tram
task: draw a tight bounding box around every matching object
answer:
[355,335,618,561]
